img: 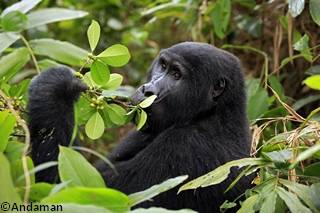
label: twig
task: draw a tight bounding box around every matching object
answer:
[20,35,40,74]
[0,90,31,204]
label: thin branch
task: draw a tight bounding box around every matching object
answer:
[20,35,40,74]
[0,90,31,204]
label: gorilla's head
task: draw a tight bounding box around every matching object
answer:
[132,42,246,132]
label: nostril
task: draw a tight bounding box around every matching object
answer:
[142,85,145,93]
[144,91,154,97]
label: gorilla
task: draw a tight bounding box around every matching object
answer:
[28,42,251,213]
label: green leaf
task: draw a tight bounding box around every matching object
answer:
[11,156,35,187]
[0,111,16,152]
[103,73,123,90]
[101,86,135,98]
[211,0,231,39]
[91,60,110,86]
[0,47,30,81]
[178,158,265,192]
[1,0,41,17]
[309,0,320,26]
[4,141,24,162]
[82,72,98,88]
[260,191,277,213]
[262,150,292,163]
[237,194,259,213]
[293,34,309,51]
[129,175,188,206]
[310,183,320,209]
[292,94,320,110]
[247,85,269,120]
[136,109,147,130]
[291,144,320,167]
[0,32,20,54]
[87,20,101,52]
[279,179,319,211]
[27,8,88,29]
[42,187,130,213]
[276,186,312,213]
[288,0,305,17]
[97,44,131,67]
[28,182,54,201]
[303,75,320,90]
[0,153,21,203]
[58,146,105,187]
[304,162,320,176]
[30,39,88,66]
[105,104,127,125]
[85,111,105,140]
[38,59,62,70]
[1,11,28,32]
[139,95,157,108]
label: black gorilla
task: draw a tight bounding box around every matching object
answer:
[28,42,251,213]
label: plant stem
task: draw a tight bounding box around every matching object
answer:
[20,35,40,74]
[0,90,31,204]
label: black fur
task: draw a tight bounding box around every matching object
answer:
[28,42,251,213]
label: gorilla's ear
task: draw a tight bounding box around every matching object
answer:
[211,78,226,98]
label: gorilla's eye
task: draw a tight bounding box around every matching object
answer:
[171,69,182,80]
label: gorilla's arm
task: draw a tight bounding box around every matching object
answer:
[28,68,148,182]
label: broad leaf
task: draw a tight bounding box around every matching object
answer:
[211,0,231,39]
[136,110,147,130]
[91,60,110,86]
[179,158,265,192]
[129,175,188,206]
[0,47,30,81]
[27,182,54,201]
[288,0,305,17]
[260,191,277,213]
[42,187,130,213]
[309,0,320,26]
[139,95,157,108]
[60,204,112,213]
[58,146,105,187]
[10,156,35,187]
[0,153,21,203]
[98,44,131,67]
[27,8,88,29]
[87,20,101,52]
[105,104,127,125]
[1,11,28,32]
[85,111,105,140]
[0,32,20,54]
[0,111,16,152]
[276,186,312,213]
[1,0,41,17]
[30,39,88,66]
[303,75,320,90]
[237,194,259,213]
[103,73,123,90]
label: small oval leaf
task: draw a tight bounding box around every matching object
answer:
[309,0,320,26]
[97,44,131,67]
[303,75,320,90]
[91,60,110,86]
[87,20,100,52]
[139,95,157,108]
[103,73,123,90]
[85,112,105,140]
[136,110,147,130]
[1,11,28,32]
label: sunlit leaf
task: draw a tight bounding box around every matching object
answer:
[288,0,305,17]
[97,44,131,67]
[105,104,127,125]
[58,146,105,187]
[211,0,231,39]
[30,39,88,66]
[91,60,110,86]
[139,95,157,108]
[303,75,320,90]
[129,175,188,206]
[0,111,16,152]
[136,110,147,130]
[237,194,259,213]
[103,73,123,90]
[1,0,41,17]
[1,11,28,32]
[85,112,105,140]
[0,153,21,203]
[0,32,20,54]
[309,0,320,26]
[42,187,130,213]
[87,20,101,52]
[27,8,88,29]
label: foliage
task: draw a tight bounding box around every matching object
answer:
[0,0,320,212]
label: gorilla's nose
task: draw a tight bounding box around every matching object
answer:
[142,83,156,97]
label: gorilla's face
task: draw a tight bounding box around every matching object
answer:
[131,42,242,132]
